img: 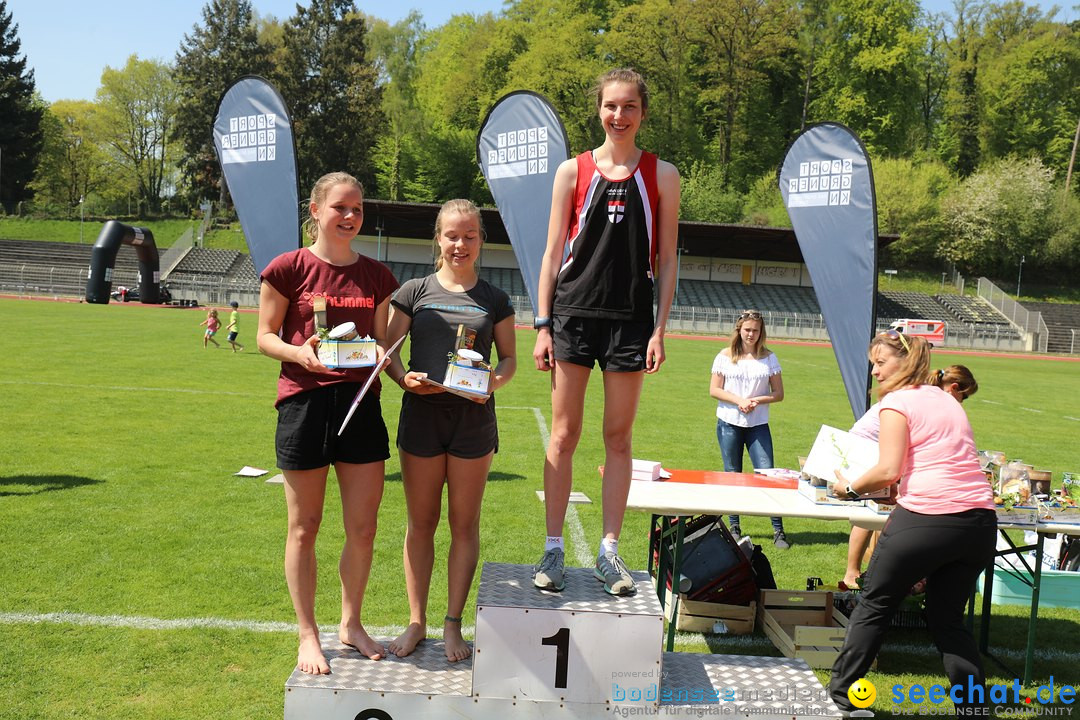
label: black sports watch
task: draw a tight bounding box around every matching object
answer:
[845,485,861,500]
[533,316,552,330]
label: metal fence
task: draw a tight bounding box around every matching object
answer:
[977,276,1047,352]
[0,260,1046,353]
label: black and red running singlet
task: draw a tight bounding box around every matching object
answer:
[552,150,660,322]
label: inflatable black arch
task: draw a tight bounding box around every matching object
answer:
[84,220,161,304]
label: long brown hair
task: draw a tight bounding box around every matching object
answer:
[727,310,769,361]
[932,364,978,400]
[301,171,363,244]
[432,199,485,271]
[877,333,933,398]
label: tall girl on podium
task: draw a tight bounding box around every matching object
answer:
[531,68,681,597]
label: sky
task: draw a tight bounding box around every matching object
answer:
[11,0,1078,104]
[13,0,508,103]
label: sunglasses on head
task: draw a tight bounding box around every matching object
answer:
[740,310,762,320]
[880,328,910,352]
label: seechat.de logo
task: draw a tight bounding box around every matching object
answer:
[848,678,877,717]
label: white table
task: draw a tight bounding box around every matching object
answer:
[626,474,1080,682]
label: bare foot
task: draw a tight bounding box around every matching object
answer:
[297,635,330,675]
[339,625,385,661]
[444,619,472,663]
[388,622,426,657]
[841,572,861,590]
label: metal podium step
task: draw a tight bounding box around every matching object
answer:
[475,561,663,615]
[282,562,841,719]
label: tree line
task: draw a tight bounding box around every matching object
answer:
[1,0,1078,280]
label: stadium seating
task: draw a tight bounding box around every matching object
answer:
[5,237,1069,350]
[1022,301,1080,353]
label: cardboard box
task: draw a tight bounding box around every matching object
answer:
[758,589,871,669]
[1036,503,1080,524]
[798,480,866,507]
[443,360,491,396]
[994,505,1038,527]
[317,338,377,369]
[662,587,755,634]
[866,499,894,514]
[632,459,662,482]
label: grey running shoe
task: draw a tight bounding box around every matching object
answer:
[773,530,791,550]
[594,551,636,596]
[533,548,565,591]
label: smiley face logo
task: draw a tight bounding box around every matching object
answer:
[848,678,876,708]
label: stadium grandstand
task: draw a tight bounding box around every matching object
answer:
[2,199,1075,353]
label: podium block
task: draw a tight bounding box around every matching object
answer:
[471,562,664,707]
[281,563,841,720]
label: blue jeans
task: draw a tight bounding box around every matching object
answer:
[716,420,784,533]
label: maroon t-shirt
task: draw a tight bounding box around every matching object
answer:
[261,248,399,406]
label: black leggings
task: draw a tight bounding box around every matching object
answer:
[830,505,997,712]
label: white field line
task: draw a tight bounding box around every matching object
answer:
[503,405,592,568]
[0,611,444,638]
[4,611,1077,665]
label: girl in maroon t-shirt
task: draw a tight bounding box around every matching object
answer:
[257,171,398,675]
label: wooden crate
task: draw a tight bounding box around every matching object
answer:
[663,587,756,634]
[758,589,873,669]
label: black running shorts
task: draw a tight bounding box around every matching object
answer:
[275,383,390,470]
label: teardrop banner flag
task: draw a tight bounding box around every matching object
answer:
[477,91,570,315]
[213,75,300,277]
[779,122,879,420]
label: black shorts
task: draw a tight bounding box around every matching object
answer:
[227,331,239,342]
[553,315,652,371]
[396,393,498,459]
[275,383,390,470]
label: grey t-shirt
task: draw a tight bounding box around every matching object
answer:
[391,274,514,404]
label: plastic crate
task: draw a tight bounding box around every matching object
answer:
[985,568,1080,609]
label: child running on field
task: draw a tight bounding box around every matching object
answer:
[225,301,245,352]
[200,309,221,348]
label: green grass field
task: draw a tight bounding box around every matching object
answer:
[2,297,1078,719]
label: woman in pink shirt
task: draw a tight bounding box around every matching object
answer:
[830,335,995,716]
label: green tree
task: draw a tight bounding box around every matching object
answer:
[413,12,504,132]
[979,21,1080,171]
[941,0,984,176]
[408,11,512,202]
[689,0,800,183]
[30,101,109,214]
[810,0,924,155]
[873,156,954,266]
[96,55,180,214]
[742,170,791,227]
[940,155,1057,275]
[0,0,45,212]
[680,160,745,222]
[367,11,425,200]
[916,12,949,151]
[278,0,383,195]
[604,0,703,168]
[173,0,271,207]
[1044,189,1080,274]
[497,0,606,151]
